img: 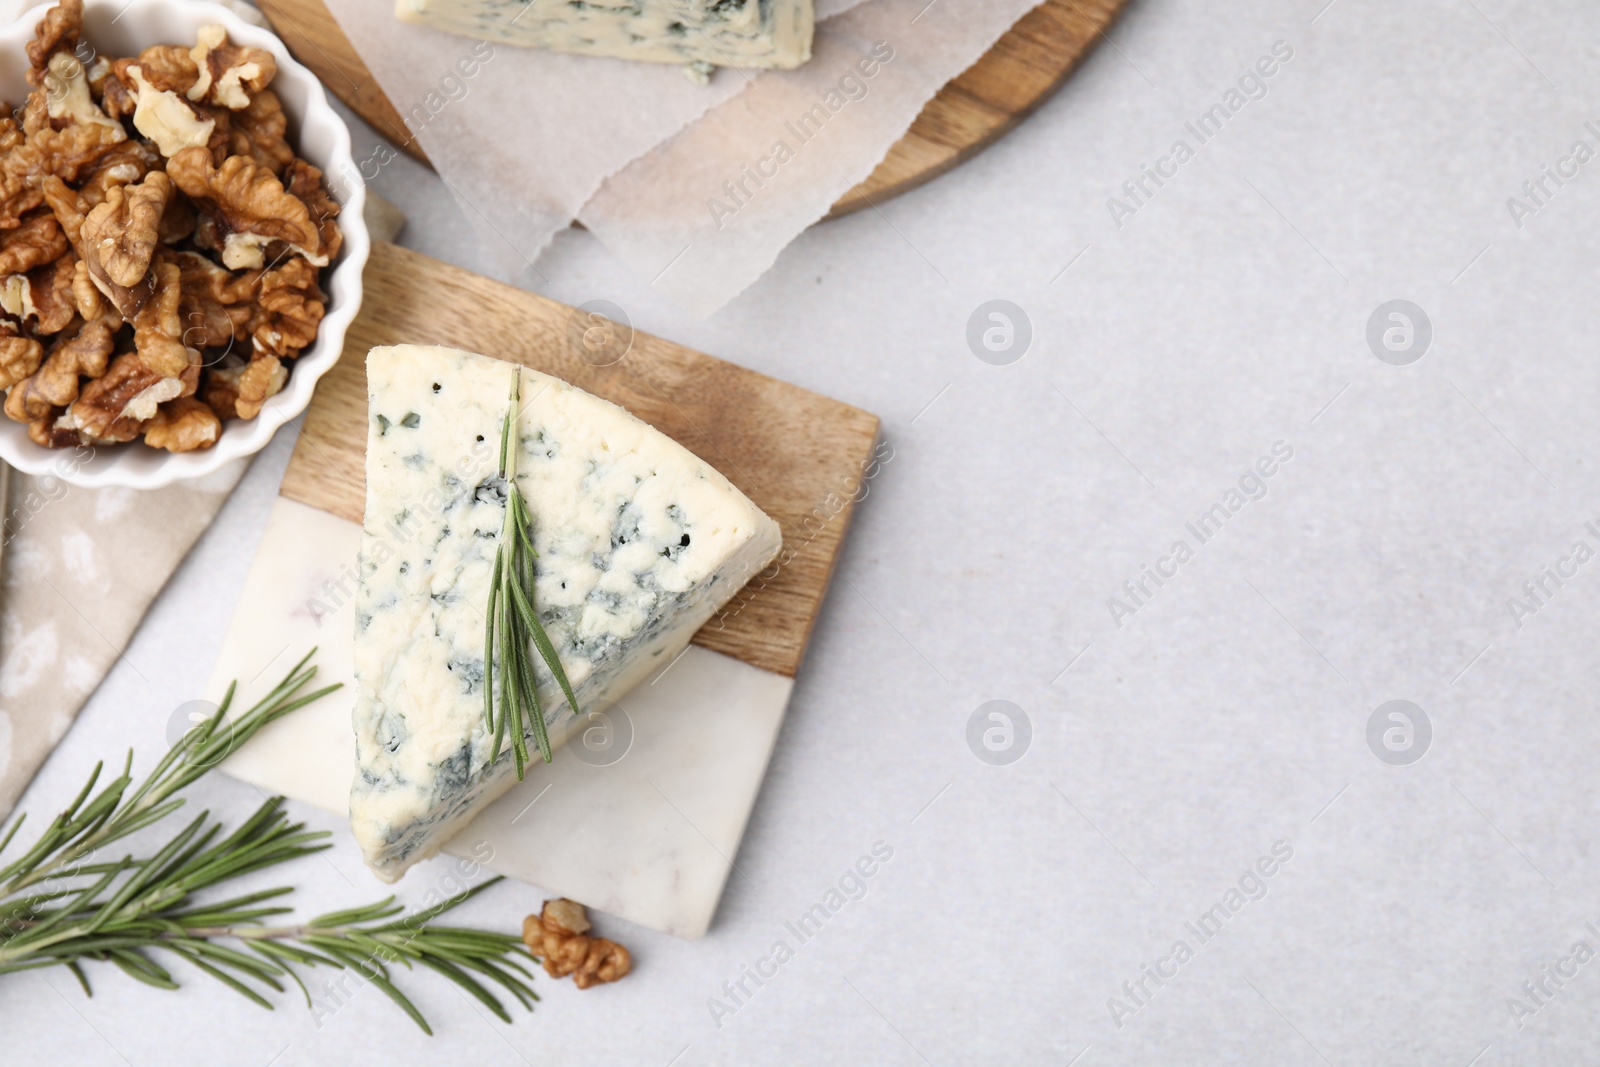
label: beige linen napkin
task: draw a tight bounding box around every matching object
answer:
[0,461,248,819]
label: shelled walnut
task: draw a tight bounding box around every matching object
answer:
[0,0,339,453]
[522,899,633,990]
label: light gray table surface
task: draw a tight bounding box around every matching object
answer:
[9,0,1600,1063]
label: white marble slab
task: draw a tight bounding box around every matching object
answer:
[206,496,793,938]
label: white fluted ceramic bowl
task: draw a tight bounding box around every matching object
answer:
[0,0,367,488]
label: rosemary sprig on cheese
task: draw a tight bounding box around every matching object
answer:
[0,652,540,1034]
[484,369,582,778]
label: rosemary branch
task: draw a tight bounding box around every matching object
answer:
[0,651,540,1034]
[484,369,582,779]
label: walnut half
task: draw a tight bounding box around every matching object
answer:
[202,352,284,420]
[131,258,196,379]
[44,53,122,132]
[65,346,194,441]
[125,64,214,158]
[25,0,81,87]
[521,899,632,990]
[142,395,218,451]
[0,323,44,392]
[43,175,154,320]
[166,147,328,270]
[83,171,170,289]
[188,25,276,110]
[0,210,68,275]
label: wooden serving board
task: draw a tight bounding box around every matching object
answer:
[254,0,1130,219]
[281,241,880,678]
[215,241,878,935]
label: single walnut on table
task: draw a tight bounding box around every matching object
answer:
[522,899,634,990]
[0,0,340,454]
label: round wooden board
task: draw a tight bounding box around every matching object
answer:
[254,0,1130,219]
[829,0,1128,218]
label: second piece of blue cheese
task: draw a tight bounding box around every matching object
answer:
[350,344,782,882]
[394,0,813,71]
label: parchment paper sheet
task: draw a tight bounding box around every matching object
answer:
[320,0,870,283]
[321,0,1036,314]
[582,0,1045,316]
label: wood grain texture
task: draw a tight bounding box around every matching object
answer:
[255,0,423,155]
[829,0,1128,218]
[280,242,881,678]
[257,0,1130,216]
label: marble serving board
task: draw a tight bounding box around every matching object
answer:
[205,242,880,938]
[208,501,793,938]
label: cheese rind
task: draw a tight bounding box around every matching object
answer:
[350,344,782,881]
[394,0,814,71]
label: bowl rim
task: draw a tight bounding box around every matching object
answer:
[0,0,369,491]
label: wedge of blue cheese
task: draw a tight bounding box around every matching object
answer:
[394,0,814,71]
[350,344,782,881]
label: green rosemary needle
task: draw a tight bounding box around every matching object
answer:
[483,369,582,778]
[0,651,541,1034]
